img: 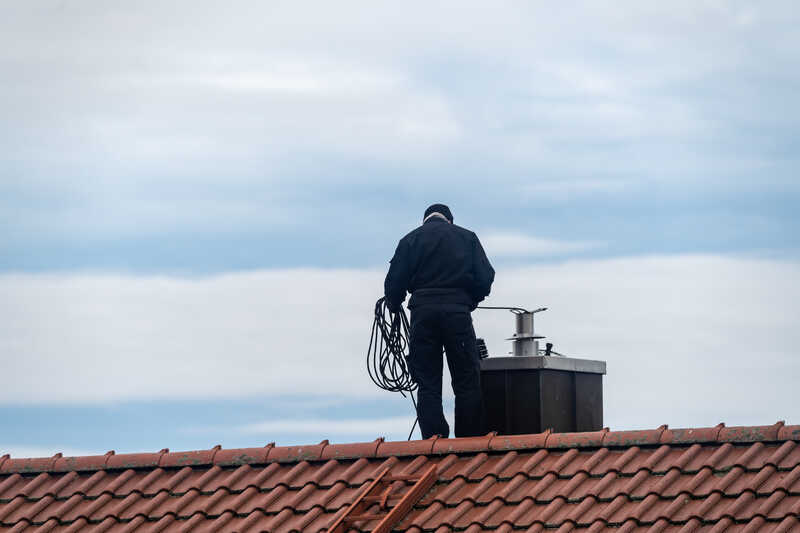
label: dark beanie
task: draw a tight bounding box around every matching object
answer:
[423,203,453,223]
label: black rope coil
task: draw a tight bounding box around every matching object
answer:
[367,297,418,439]
[367,297,417,394]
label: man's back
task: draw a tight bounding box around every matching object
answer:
[385,214,494,311]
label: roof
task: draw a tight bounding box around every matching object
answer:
[2,422,800,532]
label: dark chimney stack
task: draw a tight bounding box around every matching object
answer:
[480,308,606,435]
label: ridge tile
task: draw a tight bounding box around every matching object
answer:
[547,429,609,449]
[489,431,550,451]
[159,446,221,468]
[718,422,785,443]
[213,444,273,467]
[268,440,328,463]
[661,424,725,444]
[319,438,383,460]
[602,426,666,447]
[433,434,496,454]
[778,424,800,441]
[376,436,438,457]
[106,449,168,470]
[52,451,114,472]
[0,454,61,474]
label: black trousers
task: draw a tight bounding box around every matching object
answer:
[408,304,486,439]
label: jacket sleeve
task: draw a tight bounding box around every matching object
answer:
[384,239,411,311]
[470,234,495,306]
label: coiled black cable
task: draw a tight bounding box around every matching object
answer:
[367,297,419,439]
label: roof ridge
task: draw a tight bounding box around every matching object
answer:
[1,422,796,475]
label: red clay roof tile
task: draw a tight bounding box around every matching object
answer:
[376,435,438,457]
[319,438,383,461]
[52,451,114,473]
[105,449,168,470]
[660,423,725,444]
[602,425,666,447]
[213,444,273,467]
[488,429,550,451]
[3,423,800,532]
[267,440,329,463]
[432,434,494,455]
[545,428,608,449]
[0,454,62,475]
[158,446,220,468]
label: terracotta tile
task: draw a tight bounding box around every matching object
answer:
[319,438,383,460]
[158,446,220,468]
[52,452,114,473]
[778,424,800,441]
[106,468,161,497]
[0,455,61,474]
[267,440,329,463]
[586,447,636,475]
[689,445,751,473]
[341,457,398,488]
[514,499,557,528]
[439,477,497,507]
[602,427,665,447]
[767,493,800,520]
[538,476,604,503]
[660,424,725,444]
[437,453,489,481]
[611,449,656,475]
[213,445,273,467]
[376,436,438,457]
[637,494,687,523]
[545,428,608,448]
[718,422,784,443]
[489,431,549,452]
[5,472,51,500]
[0,472,23,499]
[680,443,735,473]
[432,435,495,455]
[775,441,800,469]
[105,449,168,470]
[503,450,560,479]
[559,448,610,477]
[764,464,800,493]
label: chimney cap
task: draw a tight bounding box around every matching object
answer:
[481,355,606,375]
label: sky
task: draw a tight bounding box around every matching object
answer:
[1,0,799,458]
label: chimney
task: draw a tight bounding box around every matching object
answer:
[480,308,606,435]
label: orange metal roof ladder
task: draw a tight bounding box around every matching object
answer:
[328,464,438,533]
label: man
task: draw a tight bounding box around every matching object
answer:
[384,203,495,439]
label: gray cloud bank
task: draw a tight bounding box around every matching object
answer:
[1,1,798,271]
[2,254,798,430]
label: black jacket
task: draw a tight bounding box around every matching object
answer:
[384,217,495,310]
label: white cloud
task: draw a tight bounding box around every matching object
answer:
[1,255,798,430]
[2,0,796,181]
[1,0,797,251]
[481,231,602,257]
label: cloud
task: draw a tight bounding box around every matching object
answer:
[481,231,602,257]
[1,255,798,429]
[1,0,798,270]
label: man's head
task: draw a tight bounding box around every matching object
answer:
[423,203,453,223]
